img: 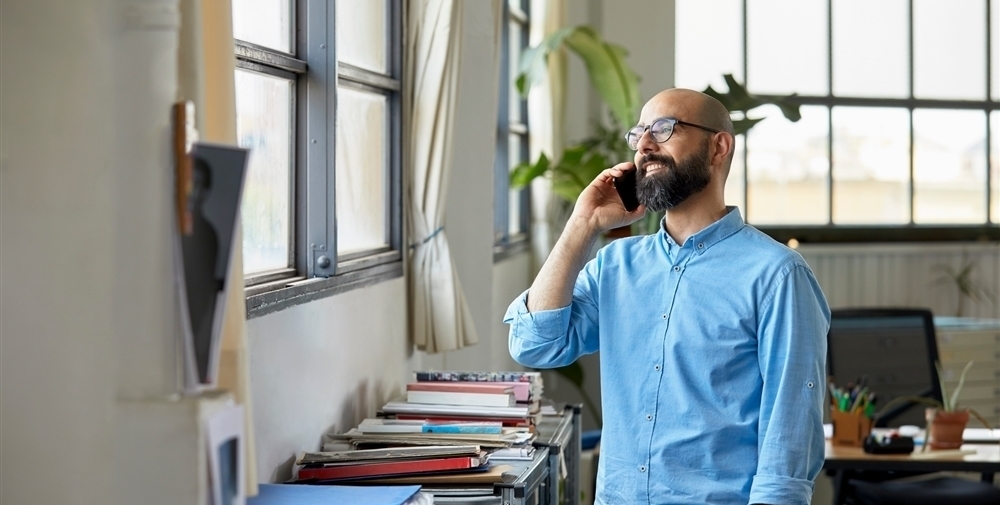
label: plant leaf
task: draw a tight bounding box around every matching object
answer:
[516,26,575,97]
[509,153,550,189]
[562,26,640,129]
[950,360,974,411]
[732,117,767,136]
[935,361,951,411]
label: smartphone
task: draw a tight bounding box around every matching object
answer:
[614,167,640,212]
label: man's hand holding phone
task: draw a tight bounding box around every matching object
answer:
[570,161,646,235]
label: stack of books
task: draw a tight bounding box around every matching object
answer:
[382,371,543,427]
[293,445,488,483]
[297,371,545,484]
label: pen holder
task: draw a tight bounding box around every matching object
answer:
[831,409,873,447]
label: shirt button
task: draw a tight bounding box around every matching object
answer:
[807,381,815,388]
[697,243,704,249]
[646,414,653,421]
[661,314,667,320]
[673,266,680,272]
[654,364,661,371]
[639,466,646,472]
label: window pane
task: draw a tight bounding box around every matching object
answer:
[990,0,1000,100]
[993,0,1000,100]
[724,134,746,216]
[913,110,986,224]
[336,0,387,73]
[235,69,293,274]
[336,87,388,254]
[832,0,908,98]
[914,0,986,100]
[993,112,1000,223]
[232,0,292,54]
[675,0,743,92]
[747,0,827,95]
[747,105,829,224]
[509,20,523,125]
[832,107,910,224]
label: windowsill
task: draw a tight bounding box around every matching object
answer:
[245,261,403,319]
[493,234,531,263]
[757,224,1000,244]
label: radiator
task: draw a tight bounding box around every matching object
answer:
[797,242,1000,319]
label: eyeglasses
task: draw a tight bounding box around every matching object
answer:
[624,117,721,150]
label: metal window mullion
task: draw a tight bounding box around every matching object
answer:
[390,0,403,253]
[987,0,994,224]
[742,0,750,220]
[236,40,308,74]
[827,0,834,225]
[337,62,401,91]
[495,4,512,246]
[908,0,915,224]
[235,59,298,80]
[302,0,335,277]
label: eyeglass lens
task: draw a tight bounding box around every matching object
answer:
[626,118,674,150]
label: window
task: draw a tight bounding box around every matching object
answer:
[676,0,1000,242]
[494,0,531,259]
[233,0,403,317]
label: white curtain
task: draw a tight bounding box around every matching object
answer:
[528,0,568,273]
[406,0,479,353]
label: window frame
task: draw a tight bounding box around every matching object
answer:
[494,0,532,261]
[720,0,1000,243]
[237,0,404,318]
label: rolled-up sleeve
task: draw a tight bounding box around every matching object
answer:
[503,258,602,369]
[750,262,830,505]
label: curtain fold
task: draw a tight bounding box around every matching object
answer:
[178,0,257,496]
[406,0,479,354]
[528,0,568,273]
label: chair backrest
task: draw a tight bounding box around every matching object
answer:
[827,308,944,427]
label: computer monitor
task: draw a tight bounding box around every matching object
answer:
[827,309,943,428]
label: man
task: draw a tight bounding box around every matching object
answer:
[504,89,830,505]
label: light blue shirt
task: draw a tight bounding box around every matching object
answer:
[505,208,830,505]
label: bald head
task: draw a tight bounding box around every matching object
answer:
[645,88,734,136]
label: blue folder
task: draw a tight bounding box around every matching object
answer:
[249,483,421,505]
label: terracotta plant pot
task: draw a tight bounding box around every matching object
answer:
[926,408,970,450]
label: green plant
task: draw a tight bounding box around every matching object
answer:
[873,360,993,429]
[932,253,996,317]
[511,24,804,236]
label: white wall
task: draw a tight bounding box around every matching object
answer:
[2,0,181,503]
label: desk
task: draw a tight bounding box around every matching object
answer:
[824,441,1000,505]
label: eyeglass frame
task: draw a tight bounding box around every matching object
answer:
[624,117,722,151]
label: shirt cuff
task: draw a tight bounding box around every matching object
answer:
[748,474,815,505]
[503,289,572,344]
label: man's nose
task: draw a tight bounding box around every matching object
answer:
[636,129,659,155]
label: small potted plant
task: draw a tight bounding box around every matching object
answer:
[875,361,993,449]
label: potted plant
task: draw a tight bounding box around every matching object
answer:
[874,361,994,450]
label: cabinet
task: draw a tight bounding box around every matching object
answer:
[429,404,581,505]
[935,317,1000,419]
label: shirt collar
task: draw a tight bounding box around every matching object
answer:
[658,206,745,254]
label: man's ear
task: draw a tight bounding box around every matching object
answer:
[712,132,735,166]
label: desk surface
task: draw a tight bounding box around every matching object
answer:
[825,441,1000,473]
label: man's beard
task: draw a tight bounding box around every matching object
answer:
[635,139,711,212]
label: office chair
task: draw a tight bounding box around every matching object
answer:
[827,308,1000,505]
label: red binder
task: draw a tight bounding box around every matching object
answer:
[296,455,482,481]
